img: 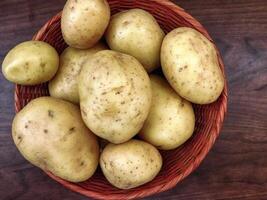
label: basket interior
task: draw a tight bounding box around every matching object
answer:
[15,0,227,199]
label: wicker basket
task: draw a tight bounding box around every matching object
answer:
[14,0,228,199]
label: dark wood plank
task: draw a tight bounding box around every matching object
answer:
[0,0,267,199]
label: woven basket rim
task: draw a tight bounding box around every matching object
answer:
[14,0,228,199]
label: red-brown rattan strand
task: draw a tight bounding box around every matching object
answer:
[14,0,228,199]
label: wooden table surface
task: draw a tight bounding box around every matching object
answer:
[0,0,266,199]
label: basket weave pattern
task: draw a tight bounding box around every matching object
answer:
[14,0,228,199]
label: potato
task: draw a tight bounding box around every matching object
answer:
[12,97,99,182]
[79,50,152,144]
[49,43,107,104]
[2,41,59,85]
[61,0,110,49]
[100,139,162,189]
[161,27,224,104]
[105,9,165,72]
[139,75,195,150]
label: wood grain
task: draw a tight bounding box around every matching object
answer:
[0,0,267,199]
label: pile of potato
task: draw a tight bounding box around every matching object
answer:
[2,0,224,189]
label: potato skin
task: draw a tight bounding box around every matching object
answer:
[61,0,110,49]
[2,41,59,85]
[49,43,107,104]
[12,97,99,182]
[139,75,195,150]
[100,139,162,189]
[161,27,224,104]
[79,50,152,144]
[105,9,165,72]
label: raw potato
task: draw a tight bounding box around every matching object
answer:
[12,97,99,182]
[49,43,107,104]
[139,75,195,150]
[161,27,224,104]
[100,139,162,189]
[105,9,165,72]
[61,0,110,49]
[2,41,59,85]
[79,50,152,144]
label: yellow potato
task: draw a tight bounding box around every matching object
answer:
[139,75,195,150]
[100,139,162,189]
[61,0,110,49]
[79,50,152,144]
[2,41,59,85]
[161,27,224,104]
[49,43,107,104]
[105,9,165,72]
[12,97,99,182]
